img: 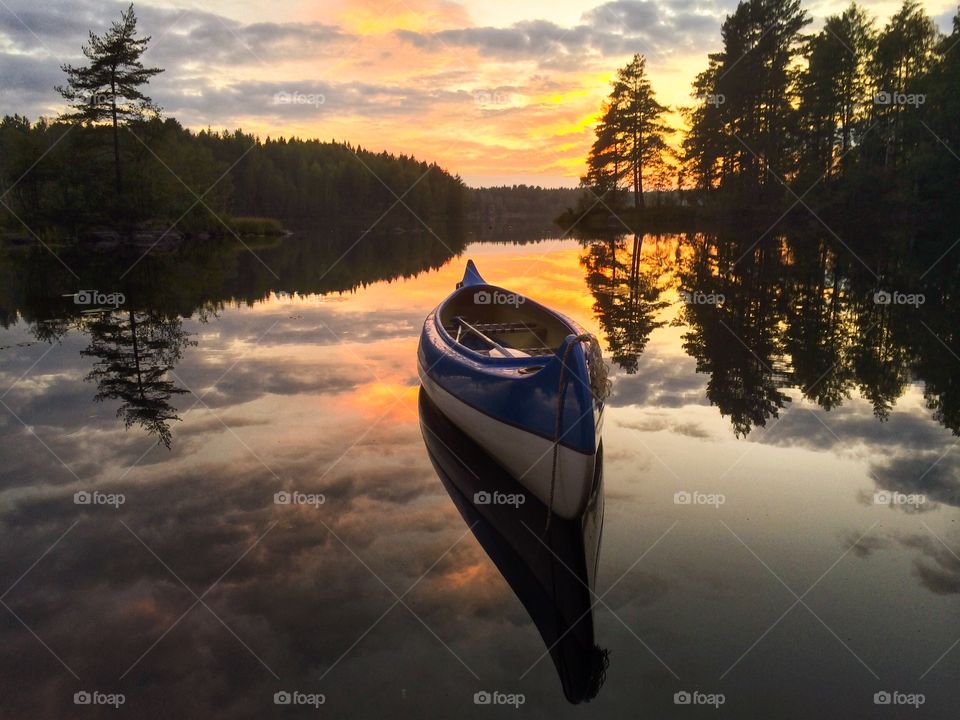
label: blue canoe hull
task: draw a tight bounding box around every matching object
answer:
[417,260,604,518]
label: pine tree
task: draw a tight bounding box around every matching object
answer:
[684,0,810,197]
[56,4,163,195]
[797,4,875,180]
[583,54,672,209]
[681,58,726,192]
[617,55,673,209]
[868,0,940,168]
[582,88,629,204]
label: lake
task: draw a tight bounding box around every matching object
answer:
[0,226,958,718]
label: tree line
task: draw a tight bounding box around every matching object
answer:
[469,185,583,219]
[0,116,465,235]
[581,0,960,228]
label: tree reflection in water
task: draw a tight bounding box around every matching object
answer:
[580,229,960,438]
[81,310,194,448]
[0,220,467,447]
[581,233,668,374]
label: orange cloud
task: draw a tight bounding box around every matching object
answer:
[322,0,471,33]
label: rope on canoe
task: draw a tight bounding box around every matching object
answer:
[583,336,611,403]
[544,334,610,533]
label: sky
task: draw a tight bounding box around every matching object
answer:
[0,0,957,187]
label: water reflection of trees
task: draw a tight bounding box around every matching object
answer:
[0,221,467,330]
[582,230,960,437]
[1,225,466,445]
[581,233,668,373]
[82,310,194,448]
[678,232,791,436]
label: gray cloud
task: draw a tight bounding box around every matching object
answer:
[724,394,960,507]
[0,2,350,64]
[0,0,357,123]
[0,48,477,124]
[0,53,66,114]
[755,397,957,453]
[618,414,713,439]
[152,78,467,124]
[842,531,891,559]
[0,53,63,94]
[395,0,728,69]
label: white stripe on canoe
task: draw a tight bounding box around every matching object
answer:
[419,364,596,519]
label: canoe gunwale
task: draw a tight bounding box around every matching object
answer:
[434,282,583,368]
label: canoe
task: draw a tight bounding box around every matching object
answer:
[417,260,609,519]
[418,388,608,704]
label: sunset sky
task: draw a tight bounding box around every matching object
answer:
[1,0,957,186]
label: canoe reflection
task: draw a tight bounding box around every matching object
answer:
[418,388,609,704]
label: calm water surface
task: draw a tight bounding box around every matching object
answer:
[0,230,958,718]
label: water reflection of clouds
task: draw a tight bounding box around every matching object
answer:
[2,282,583,712]
[736,391,960,508]
[842,532,892,559]
[1,344,643,711]
[901,534,960,596]
[608,356,710,409]
[870,452,960,508]
[0,301,423,467]
[0,405,557,717]
[742,391,954,451]
[607,330,960,512]
[617,415,713,440]
[839,528,960,595]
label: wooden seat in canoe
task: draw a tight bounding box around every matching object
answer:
[444,317,553,357]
